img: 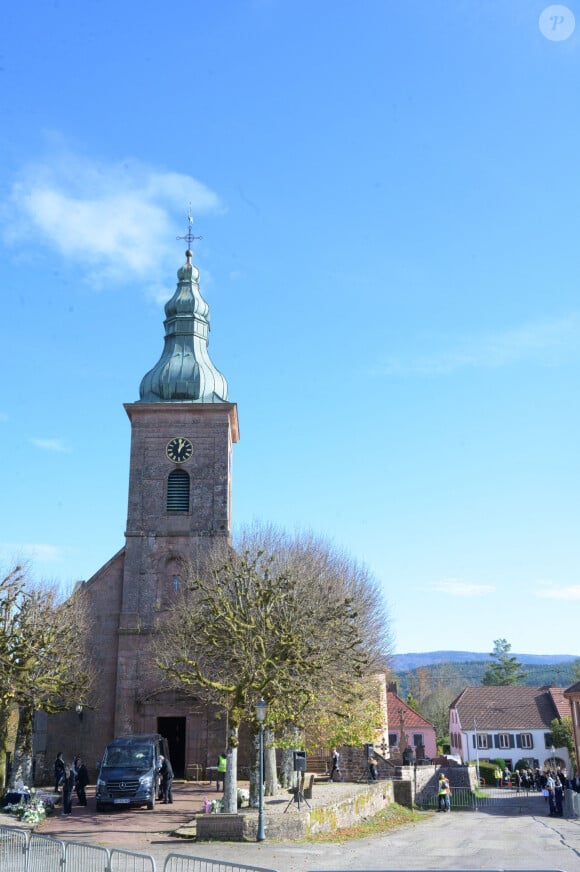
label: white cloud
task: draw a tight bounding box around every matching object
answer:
[0,543,64,563]
[535,581,580,600]
[377,314,580,375]
[432,579,496,597]
[1,146,222,291]
[29,437,69,452]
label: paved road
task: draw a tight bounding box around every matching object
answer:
[7,782,580,871]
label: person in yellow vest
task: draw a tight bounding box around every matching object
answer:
[216,753,227,791]
[438,773,451,812]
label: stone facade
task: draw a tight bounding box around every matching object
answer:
[37,403,239,783]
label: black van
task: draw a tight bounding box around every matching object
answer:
[95,733,169,811]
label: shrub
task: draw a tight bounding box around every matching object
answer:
[477,761,499,786]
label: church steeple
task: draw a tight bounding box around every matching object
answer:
[139,234,229,403]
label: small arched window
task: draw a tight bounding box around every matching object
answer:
[167,469,190,512]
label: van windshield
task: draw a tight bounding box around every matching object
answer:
[101,745,153,769]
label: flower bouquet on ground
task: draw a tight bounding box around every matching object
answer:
[2,789,49,825]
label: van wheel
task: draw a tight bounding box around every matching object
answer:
[147,796,155,810]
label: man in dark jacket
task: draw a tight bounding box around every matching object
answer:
[160,755,174,803]
[74,756,89,806]
[54,752,65,793]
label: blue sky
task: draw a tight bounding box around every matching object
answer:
[1,0,579,657]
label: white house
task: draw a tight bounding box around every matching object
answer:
[448,685,572,771]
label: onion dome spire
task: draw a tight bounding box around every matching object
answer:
[139,218,229,403]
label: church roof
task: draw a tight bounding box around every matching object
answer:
[139,244,229,403]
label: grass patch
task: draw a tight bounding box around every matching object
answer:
[303,803,428,843]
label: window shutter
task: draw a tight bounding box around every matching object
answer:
[167,469,190,511]
[509,734,515,748]
[516,734,522,748]
[472,734,476,748]
[494,734,500,748]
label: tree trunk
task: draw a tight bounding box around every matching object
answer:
[9,703,34,788]
[279,725,302,788]
[0,703,11,789]
[222,724,239,814]
[249,729,259,807]
[264,728,277,796]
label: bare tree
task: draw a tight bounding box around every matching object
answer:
[0,565,94,786]
[154,526,392,812]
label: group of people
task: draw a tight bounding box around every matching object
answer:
[491,763,579,818]
[543,768,570,817]
[54,750,174,810]
[54,752,89,816]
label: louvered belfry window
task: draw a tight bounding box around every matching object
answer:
[167,469,190,512]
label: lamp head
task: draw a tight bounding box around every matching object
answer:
[255,699,268,723]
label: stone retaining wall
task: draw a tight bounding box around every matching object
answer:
[193,781,395,841]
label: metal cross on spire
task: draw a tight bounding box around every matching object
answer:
[176,205,202,251]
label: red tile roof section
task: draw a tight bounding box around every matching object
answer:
[387,691,434,729]
[452,685,572,730]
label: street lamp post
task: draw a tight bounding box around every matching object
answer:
[255,698,268,842]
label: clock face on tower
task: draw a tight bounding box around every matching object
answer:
[166,437,193,463]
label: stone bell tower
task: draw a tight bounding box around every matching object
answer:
[114,229,239,735]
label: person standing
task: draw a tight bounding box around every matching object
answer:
[546,772,557,816]
[368,755,378,782]
[74,756,89,806]
[160,755,174,803]
[61,764,75,816]
[438,773,451,812]
[215,753,227,792]
[54,752,65,794]
[329,748,342,782]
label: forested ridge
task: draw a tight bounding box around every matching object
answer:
[394,659,577,700]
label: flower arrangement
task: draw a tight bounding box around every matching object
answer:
[3,793,49,825]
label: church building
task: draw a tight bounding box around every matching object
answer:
[36,237,239,781]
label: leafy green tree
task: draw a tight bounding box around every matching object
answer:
[406,693,419,712]
[482,639,527,686]
[551,716,576,772]
[572,659,580,683]
[154,529,391,812]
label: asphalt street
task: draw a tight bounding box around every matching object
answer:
[5,781,580,872]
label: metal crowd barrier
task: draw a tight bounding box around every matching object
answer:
[0,826,280,872]
[163,857,277,872]
[0,826,157,872]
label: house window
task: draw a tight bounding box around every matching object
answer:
[520,733,533,749]
[413,733,423,747]
[476,734,490,749]
[498,733,511,749]
[544,733,553,749]
[172,574,181,593]
[167,469,190,512]
[388,733,397,747]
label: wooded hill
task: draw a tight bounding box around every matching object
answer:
[394,657,578,700]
